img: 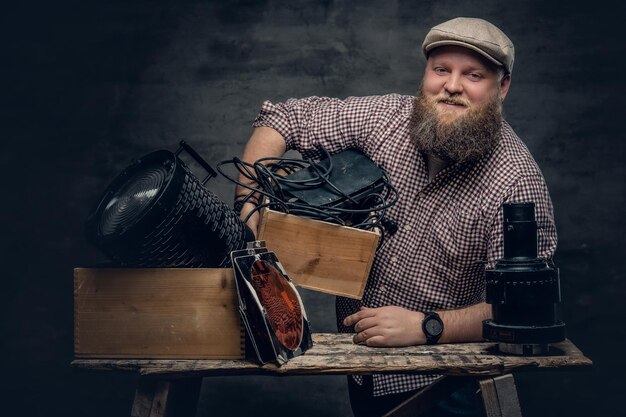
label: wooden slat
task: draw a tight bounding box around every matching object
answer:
[257,209,379,299]
[479,375,523,417]
[74,268,244,359]
[131,379,169,417]
[72,333,592,378]
[131,378,202,417]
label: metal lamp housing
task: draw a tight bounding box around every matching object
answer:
[85,146,249,268]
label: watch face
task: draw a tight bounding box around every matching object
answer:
[425,318,443,336]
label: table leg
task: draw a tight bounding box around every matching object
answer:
[131,377,202,417]
[478,374,523,417]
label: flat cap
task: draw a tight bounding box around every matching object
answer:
[422,17,515,74]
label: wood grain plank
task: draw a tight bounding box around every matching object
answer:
[72,334,592,378]
[479,377,502,417]
[258,209,379,299]
[131,379,169,417]
[493,375,523,417]
[74,268,244,359]
[479,375,523,417]
[130,378,201,417]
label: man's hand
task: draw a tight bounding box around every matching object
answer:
[343,306,425,347]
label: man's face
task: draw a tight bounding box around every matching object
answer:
[410,46,512,164]
[421,45,510,124]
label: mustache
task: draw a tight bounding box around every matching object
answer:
[433,94,471,108]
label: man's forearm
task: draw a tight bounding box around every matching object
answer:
[437,302,492,343]
[235,126,287,236]
[235,126,287,197]
[345,302,492,347]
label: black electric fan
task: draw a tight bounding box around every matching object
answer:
[85,141,253,268]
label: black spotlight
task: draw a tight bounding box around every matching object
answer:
[483,202,566,355]
[85,141,253,268]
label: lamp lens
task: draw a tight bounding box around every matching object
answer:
[98,163,168,236]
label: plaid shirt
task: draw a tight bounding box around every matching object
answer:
[253,94,557,396]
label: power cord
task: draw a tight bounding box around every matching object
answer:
[217,148,399,246]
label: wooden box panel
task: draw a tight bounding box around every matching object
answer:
[257,209,379,299]
[74,268,244,359]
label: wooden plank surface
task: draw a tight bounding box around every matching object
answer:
[131,378,202,417]
[131,379,169,417]
[479,375,523,417]
[74,268,244,359]
[257,209,379,299]
[72,333,592,378]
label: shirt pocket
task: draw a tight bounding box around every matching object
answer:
[430,202,486,269]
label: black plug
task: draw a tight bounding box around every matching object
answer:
[380,217,398,235]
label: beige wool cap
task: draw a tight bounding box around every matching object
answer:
[422,17,515,74]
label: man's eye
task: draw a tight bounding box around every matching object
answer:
[434,67,447,74]
[467,73,482,80]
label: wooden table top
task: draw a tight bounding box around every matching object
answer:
[72,333,592,378]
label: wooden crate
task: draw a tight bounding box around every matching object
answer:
[74,268,244,359]
[257,209,379,299]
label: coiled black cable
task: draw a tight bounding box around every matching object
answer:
[217,148,399,245]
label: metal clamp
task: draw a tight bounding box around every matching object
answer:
[175,140,217,185]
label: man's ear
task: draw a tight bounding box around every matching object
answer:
[500,74,512,101]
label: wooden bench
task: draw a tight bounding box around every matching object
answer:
[72,333,592,417]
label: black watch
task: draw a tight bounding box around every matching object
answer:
[422,311,444,344]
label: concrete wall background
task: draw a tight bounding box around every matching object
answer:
[2,1,623,416]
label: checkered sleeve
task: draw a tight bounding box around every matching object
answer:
[252,95,408,159]
[486,174,558,268]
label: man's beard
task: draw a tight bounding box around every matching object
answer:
[409,85,503,164]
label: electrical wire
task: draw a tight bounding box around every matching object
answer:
[216,148,399,245]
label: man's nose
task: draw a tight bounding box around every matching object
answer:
[444,73,463,94]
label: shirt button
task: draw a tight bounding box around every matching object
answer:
[404,224,412,231]
[390,256,398,263]
[379,285,387,293]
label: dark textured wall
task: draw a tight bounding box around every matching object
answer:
[2,1,624,416]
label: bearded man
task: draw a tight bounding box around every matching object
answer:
[235,17,557,417]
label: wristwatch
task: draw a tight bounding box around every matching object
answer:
[422,311,444,344]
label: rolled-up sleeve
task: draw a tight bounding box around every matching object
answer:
[252,94,411,159]
[486,173,558,268]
